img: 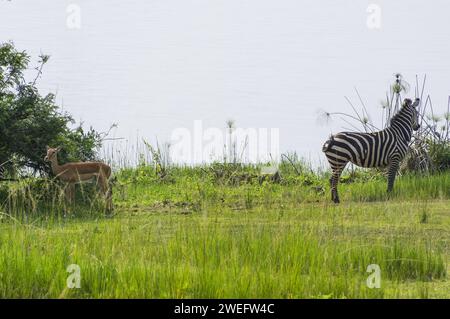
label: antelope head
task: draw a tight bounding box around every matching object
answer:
[44,146,61,162]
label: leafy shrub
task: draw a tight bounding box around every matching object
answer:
[428,139,450,171]
[0,42,102,177]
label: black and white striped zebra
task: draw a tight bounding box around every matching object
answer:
[322,98,420,203]
[0,160,7,180]
[0,159,11,180]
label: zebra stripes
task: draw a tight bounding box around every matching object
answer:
[0,159,12,180]
[322,98,420,203]
[0,160,7,180]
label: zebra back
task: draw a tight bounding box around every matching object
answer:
[323,98,419,169]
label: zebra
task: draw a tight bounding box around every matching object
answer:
[322,97,420,203]
[0,160,7,180]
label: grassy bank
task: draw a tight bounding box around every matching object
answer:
[0,169,449,298]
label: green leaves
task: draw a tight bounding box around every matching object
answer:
[0,42,102,177]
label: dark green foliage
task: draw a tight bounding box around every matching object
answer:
[0,42,101,177]
[203,162,260,186]
[428,139,450,171]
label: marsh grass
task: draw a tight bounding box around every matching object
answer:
[0,200,448,298]
[0,179,111,223]
[116,170,449,210]
[0,166,448,298]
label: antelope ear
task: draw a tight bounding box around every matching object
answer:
[46,145,50,150]
[56,147,62,152]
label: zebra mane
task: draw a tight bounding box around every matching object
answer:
[389,105,410,127]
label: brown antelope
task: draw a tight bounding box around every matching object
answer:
[44,146,113,211]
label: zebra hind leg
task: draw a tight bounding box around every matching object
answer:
[330,164,346,203]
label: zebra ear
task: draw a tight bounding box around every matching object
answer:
[412,98,420,108]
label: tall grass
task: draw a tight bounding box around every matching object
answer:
[0,179,111,221]
[0,159,448,298]
[0,199,447,298]
[114,167,449,210]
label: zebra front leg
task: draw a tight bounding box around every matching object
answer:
[387,158,400,193]
[330,164,346,203]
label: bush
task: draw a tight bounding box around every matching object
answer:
[0,42,102,178]
[428,139,450,171]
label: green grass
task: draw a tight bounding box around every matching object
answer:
[0,170,448,298]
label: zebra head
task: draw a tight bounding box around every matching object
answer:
[402,98,420,131]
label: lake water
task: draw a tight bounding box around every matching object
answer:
[1,0,449,166]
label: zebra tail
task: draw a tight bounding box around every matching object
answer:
[322,135,335,153]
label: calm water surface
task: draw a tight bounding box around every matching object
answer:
[1,0,449,165]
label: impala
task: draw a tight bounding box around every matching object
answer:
[44,146,113,211]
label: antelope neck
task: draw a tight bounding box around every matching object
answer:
[50,154,63,175]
